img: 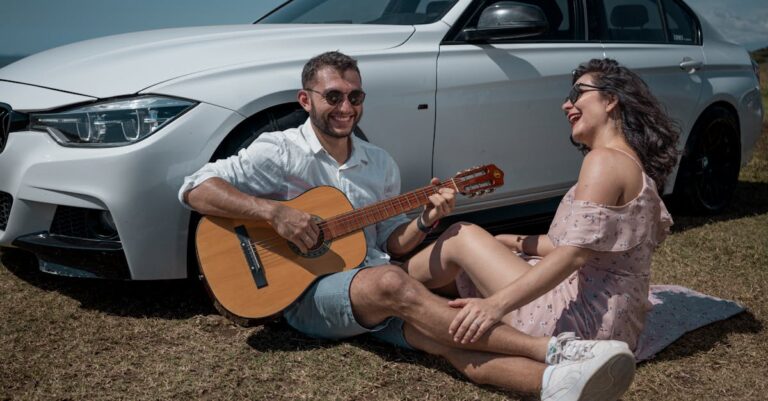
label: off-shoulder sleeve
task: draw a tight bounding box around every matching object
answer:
[548,198,670,252]
[652,200,673,246]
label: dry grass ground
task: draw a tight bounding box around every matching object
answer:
[2,67,767,401]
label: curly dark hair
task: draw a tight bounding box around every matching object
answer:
[302,51,360,88]
[571,58,681,190]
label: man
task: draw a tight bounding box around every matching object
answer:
[179,51,635,400]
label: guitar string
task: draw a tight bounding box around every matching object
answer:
[231,173,491,258]
[238,185,444,253]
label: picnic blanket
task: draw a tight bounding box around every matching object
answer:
[634,284,745,361]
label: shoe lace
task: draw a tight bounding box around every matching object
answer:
[546,332,595,364]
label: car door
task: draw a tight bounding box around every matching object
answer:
[433,0,604,211]
[590,0,704,147]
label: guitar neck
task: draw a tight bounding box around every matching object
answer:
[322,180,459,240]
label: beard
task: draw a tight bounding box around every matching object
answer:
[308,103,362,139]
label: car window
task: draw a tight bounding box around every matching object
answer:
[258,0,458,25]
[588,0,666,43]
[661,0,699,45]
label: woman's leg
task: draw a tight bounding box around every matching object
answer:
[402,222,535,297]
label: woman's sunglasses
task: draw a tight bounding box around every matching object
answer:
[304,88,366,106]
[566,83,609,104]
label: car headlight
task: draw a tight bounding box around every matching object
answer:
[30,96,197,147]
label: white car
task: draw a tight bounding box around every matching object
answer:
[0,0,762,280]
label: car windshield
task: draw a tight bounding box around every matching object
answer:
[257,0,458,25]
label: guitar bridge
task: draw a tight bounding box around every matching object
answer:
[234,225,268,289]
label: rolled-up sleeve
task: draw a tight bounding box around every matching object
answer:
[178,132,287,208]
[375,160,410,252]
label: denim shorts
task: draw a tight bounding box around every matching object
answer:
[283,266,413,349]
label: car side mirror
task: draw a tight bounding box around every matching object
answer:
[462,1,549,42]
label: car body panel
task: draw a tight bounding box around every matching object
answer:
[0,24,415,98]
[0,0,762,279]
[0,100,245,279]
[0,80,96,111]
[434,43,606,210]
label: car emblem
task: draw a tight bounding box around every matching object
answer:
[0,103,11,153]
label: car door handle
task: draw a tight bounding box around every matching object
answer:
[679,57,703,73]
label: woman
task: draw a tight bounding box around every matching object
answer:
[405,58,678,352]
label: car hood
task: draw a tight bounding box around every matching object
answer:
[0,24,414,99]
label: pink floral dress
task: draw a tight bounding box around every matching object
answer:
[456,172,673,350]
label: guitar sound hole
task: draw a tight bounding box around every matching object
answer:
[287,216,330,258]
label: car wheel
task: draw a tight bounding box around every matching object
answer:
[673,106,741,215]
[212,104,368,160]
[212,104,309,160]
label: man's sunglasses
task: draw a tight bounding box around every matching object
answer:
[304,88,366,106]
[566,83,610,104]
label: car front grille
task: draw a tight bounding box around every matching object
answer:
[50,206,120,240]
[50,206,95,239]
[0,191,12,230]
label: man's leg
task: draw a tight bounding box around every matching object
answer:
[349,265,549,361]
[403,323,546,394]
[343,265,635,399]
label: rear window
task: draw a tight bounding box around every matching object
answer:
[587,0,700,44]
[662,0,699,44]
[588,0,666,43]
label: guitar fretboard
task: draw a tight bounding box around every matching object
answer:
[320,180,459,240]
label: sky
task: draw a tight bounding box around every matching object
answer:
[0,0,766,59]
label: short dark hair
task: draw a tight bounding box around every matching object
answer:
[572,58,681,190]
[301,51,360,88]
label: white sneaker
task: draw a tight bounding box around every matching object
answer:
[546,332,580,365]
[541,340,635,401]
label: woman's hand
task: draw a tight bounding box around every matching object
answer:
[448,297,506,344]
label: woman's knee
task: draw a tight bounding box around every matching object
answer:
[437,222,493,252]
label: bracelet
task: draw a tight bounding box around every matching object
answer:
[416,214,438,234]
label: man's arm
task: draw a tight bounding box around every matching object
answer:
[387,179,455,258]
[185,177,319,254]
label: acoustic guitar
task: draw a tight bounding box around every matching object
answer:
[195,164,504,320]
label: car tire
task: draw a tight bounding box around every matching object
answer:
[212,104,309,161]
[672,106,741,215]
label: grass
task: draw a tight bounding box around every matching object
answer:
[2,60,767,401]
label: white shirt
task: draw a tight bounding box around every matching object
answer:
[179,118,410,267]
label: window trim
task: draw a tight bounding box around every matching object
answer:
[585,0,702,46]
[659,0,702,46]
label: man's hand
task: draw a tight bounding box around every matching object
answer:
[269,203,319,253]
[421,177,456,226]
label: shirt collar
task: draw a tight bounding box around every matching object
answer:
[300,118,369,168]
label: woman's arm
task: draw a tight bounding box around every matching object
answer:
[449,244,592,342]
[495,234,555,256]
[450,150,633,342]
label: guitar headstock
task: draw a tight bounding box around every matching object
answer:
[452,164,505,197]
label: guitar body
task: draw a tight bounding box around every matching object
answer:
[195,186,367,320]
[194,164,504,324]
